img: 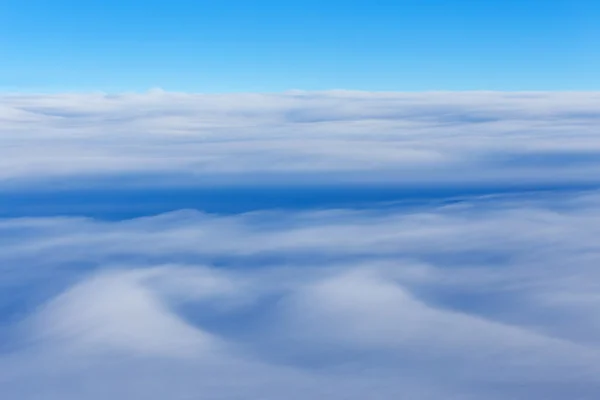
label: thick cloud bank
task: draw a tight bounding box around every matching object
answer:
[1,90,600,186]
[3,191,600,399]
[3,91,600,399]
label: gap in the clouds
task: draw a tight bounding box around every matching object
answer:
[2,182,599,220]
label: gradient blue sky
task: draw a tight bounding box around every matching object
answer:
[1,0,598,92]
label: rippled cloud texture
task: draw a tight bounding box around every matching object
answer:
[2,91,600,399]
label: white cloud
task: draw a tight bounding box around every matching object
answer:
[28,268,224,357]
[3,190,600,398]
[1,91,600,186]
[3,90,600,398]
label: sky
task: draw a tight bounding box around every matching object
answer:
[1,0,599,92]
[2,1,600,400]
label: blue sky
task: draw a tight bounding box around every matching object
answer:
[1,0,598,92]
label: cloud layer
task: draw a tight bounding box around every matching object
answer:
[3,190,600,399]
[1,90,600,186]
[3,90,600,398]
